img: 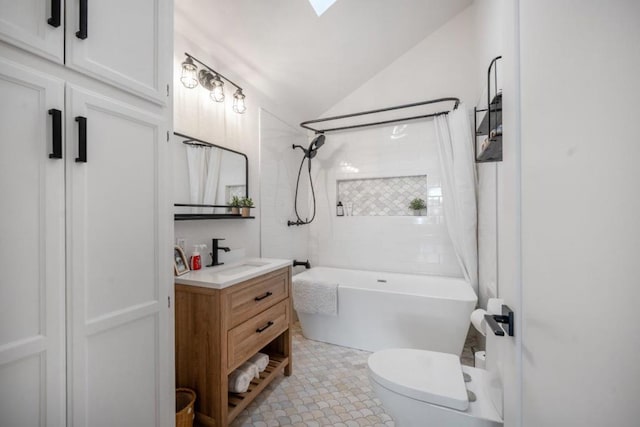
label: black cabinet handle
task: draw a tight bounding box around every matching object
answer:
[256,321,274,333]
[47,0,61,27]
[76,0,88,39]
[254,291,273,302]
[75,116,87,163]
[48,109,62,159]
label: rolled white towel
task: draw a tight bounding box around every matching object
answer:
[228,366,252,393]
[240,361,259,379]
[249,353,269,372]
[228,361,259,393]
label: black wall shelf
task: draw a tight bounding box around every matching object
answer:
[173,203,255,221]
[174,214,255,221]
[475,56,503,163]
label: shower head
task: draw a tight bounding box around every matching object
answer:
[311,134,325,149]
[306,134,325,158]
[293,134,326,159]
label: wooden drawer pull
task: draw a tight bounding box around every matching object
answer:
[256,321,274,333]
[254,291,273,302]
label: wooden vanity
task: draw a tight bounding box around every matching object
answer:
[175,264,293,426]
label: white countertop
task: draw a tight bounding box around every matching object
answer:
[174,257,291,289]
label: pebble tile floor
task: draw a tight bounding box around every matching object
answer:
[219,324,480,427]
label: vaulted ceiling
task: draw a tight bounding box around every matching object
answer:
[175,0,472,121]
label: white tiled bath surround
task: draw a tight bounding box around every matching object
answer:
[308,121,462,277]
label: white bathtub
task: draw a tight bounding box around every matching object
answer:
[293,267,477,355]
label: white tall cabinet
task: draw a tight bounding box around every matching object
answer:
[0,0,170,102]
[0,1,173,426]
[0,57,67,427]
[0,0,65,62]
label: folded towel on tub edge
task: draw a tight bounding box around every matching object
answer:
[292,278,338,316]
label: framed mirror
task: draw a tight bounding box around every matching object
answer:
[172,132,248,220]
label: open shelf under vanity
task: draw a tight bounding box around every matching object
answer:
[227,354,288,422]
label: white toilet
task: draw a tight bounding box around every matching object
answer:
[368,313,504,426]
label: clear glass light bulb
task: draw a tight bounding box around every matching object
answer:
[180,58,198,89]
[211,79,225,102]
[233,90,246,114]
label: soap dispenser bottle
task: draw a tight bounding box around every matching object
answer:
[336,201,344,216]
[190,245,202,270]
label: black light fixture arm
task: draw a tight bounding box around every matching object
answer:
[184,52,243,92]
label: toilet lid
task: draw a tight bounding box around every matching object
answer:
[368,348,469,411]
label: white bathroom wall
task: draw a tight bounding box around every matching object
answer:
[309,121,462,276]
[474,0,505,308]
[259,109,310,274]
[324,6,478,117]
[306,6,478,276]
[517,1,640,425]
[172,28,301,258]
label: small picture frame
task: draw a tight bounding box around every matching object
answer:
[174,246,190,276]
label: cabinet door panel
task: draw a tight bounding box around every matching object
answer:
[82,107,158,319]
[66,0,170,104]
[0,59,66,427]
[66,85,171,426]
[0,0,65,63]
[87,315,160,426]
[0,355,44,427]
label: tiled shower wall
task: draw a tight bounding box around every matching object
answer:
[337,175,428,216]
[308,121,462,277]
[259,109,310,274]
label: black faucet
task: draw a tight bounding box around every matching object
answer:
[208,238,231,267]
[293,259,311,269]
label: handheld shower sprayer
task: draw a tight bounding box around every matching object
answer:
[288,134,326,226]
[292,134,325,159]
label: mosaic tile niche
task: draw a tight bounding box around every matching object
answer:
[337,175,428,216]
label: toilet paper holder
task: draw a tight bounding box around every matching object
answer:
[484,304,515,337]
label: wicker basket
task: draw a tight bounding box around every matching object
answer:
[176,388,196,427]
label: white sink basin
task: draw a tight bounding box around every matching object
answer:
[175,258,290,289]
[218,261,270,276]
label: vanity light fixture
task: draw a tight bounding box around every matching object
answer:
[180,57,198,89]
[179,53,246,114]
[211,74,225,102]
[233,89,246,114]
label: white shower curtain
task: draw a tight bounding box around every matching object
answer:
[203,148,222,207]
[186,145,208,213]
[187,145,223,213]
[434,105,478,295]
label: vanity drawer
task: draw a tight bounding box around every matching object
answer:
[225,268,289,328]
[227,299,289,372]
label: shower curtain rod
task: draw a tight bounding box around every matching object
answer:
[182,140,213,148]
[300,97,460,134]
[174,131,248,158]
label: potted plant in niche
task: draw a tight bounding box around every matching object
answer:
[229,196,241,215]
[409,197,427,216]
[240,197,254,217]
